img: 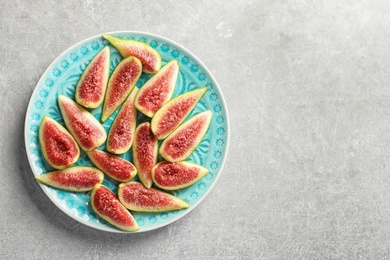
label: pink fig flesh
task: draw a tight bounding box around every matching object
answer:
[39,116,80,169]
[35,166,104,192]
[118,182,188,212]
[151,87,208,140]
[91,184,139,232]
[101,56,142,122]
[103,34,161,74]
[135,60,179,117]
[132,122,158,188]
[87,150,137,183]
[58,95,106,151]
[159,110,212,162]
[152,161,208,190]
[106,87,138,154]
[75,46,110,108]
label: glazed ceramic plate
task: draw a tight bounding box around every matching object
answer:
[24,31,229,233]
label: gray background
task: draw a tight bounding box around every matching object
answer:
[1,0,390,259]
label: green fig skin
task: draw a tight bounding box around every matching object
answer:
[75,46,110,109]
[91,184,139,232]
[39,116,80,170]
[103,34,161,74]
[151,87,208,140]
[35,166,104,192]
[118,182,189,212]
[159,110,212,162]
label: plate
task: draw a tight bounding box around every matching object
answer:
[24,31,229,233]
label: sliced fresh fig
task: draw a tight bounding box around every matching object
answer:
[58,95,106,151]
[159,110,212,162]
[135,60,179,117]
[103,34,161,74]
[106,87,138,154]
[152,161,209,190]
[35,166,104,192]
[39,116,80,169]
[151,87,208,140]
[75,46,110,108]
[101,56,142,122]
[132,122,158,188]
[118,182,188,212]
[86,150,137,183]
[91,184,139,232]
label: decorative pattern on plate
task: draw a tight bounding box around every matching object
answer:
[25,31,229,233]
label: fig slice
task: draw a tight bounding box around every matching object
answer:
[151,87,208,140]
[132,122,158,188]
[101,56,142,122]
[152,161,209,190]
[91,184,139,232]
[75,46,110,108]
[103,34,161,74]
[106,87,138,154]
[39,116,80,169]
[86,150,137,183]
[35,166,104,192]
[58,95,107,151]
[118,182,188,212]
[135,60,179,118]
[159,110,212,162]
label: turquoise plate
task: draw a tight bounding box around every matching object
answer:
[24,31,229,233]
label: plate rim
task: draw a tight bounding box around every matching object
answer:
[24,30,230,233]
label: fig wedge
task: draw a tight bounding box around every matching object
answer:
[58,95,106,151]
[39,116,80,169]
[86,150,137,183]
[75,46,110,108]
[118,182,188,212]
[151,87,208,140]
[91,184,139,232]
[103,34,161,74]
[106,87,138,154]
[36,166,104,192]
[152,161,208,190]
[159,110,212,162]
[135,60,179,117]
[132,122,158,188]
[101,56,142,122]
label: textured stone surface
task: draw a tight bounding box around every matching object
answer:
[2,0,390,259]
